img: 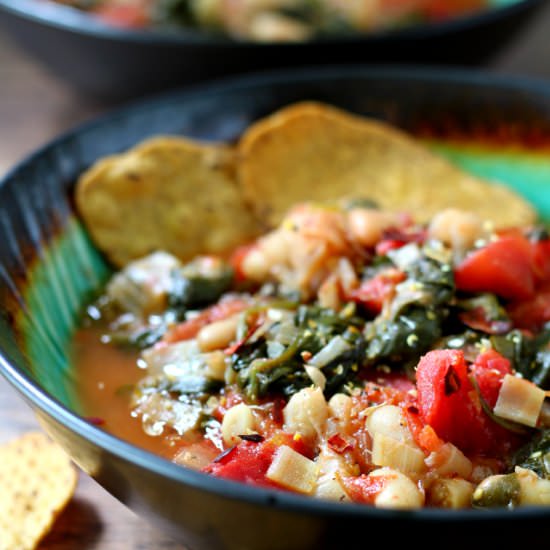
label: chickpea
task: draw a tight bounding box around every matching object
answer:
[248,12,312,42]
[428,208,484,252]
[240,246,271,281]
[315,445,354,502]
[327,393,353,434]
[221,403,257,446]
[347,208,399,248]
[365,405,415,444]
[369,467,424,509]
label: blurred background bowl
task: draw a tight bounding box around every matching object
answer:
[2,66,550,549]
[0,0,546,100]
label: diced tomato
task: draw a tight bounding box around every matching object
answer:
[348,269,406,314]
[422,0,485,20]
[162,316,205,343]
[203,440,280,489]
[403,405,443,454]
[93,5,150,28]
[203,432,311,489]
[416,350,468,445]
[454,235,536,301]
[415,349,518,455]
[362,370,416,394]
[327,433,354,455]
[356,379,412,408]
[163,298,248,343]
[508,288,550,331]
[458,307,511,335]
[229,243,258,283]
[530,237,550,284]
[375,227,427,257]
[340,474,390,505]
[471,349,513,408]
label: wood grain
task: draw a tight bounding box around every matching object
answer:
[2,5,550,546]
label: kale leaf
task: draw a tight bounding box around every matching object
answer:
[230,305,366,401]
[491,329,550,390]
[511,429,550,479]
[365,255,454,367]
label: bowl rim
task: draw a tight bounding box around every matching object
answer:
[0,0,545,47]
[2,64,550,522]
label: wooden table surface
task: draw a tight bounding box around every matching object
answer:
[3,6,550,548]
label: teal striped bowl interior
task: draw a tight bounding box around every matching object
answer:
[2,67,550,548]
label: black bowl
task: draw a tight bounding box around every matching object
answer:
[2,66,550,550]
[0,0,546,100]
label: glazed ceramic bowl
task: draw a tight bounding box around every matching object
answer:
[0,0,546,100]
[2,67,550,549]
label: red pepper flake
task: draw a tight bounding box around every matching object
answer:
[224,322,259,356]
[327,433,354,454]
[212,445,237,464]
[301,351,313,362]
[239,434,264,443]
[459,308,511,335]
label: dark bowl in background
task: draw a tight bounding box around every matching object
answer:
[0,0,547,100]
[1,66,550,550]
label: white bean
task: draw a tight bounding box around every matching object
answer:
[204,350,227,381]
[197,314,240,352]
[283,387,328,441]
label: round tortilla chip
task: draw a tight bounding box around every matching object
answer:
[237,101,536,229]
[0,432,77,550]
[76,136,261,267]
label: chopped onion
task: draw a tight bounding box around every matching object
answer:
[387,243,421,270]
[267,340,286,359]
[272,319,299,346]
[304,365,327,391]
[267,308,292,322]
[493,374,546,427]
[337,257,359,294]
[371,432,426,474]
[266,445,318,494]
[248,319,275,343]
[309,336,352,368]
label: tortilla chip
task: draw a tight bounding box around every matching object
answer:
[237,102,536,228]
[0,432,77,550]
[76,136,261,267]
